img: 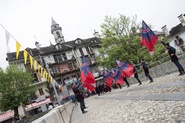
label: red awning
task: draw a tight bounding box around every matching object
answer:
[0,98,51,122]
[0,111,14,122]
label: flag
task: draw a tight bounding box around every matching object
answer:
[141,20,158,54]
[116,60,134,77]
[23,50,28,64]
[5,30,10,52]
[43,70,46,79]
[33,59,37,71]
[40,67,43,77]
[16,41,21,59]
[80,56,96,92]
[110,68,124,84]
[103,69,113,87]
[29,56,33,69]
[49,76,52,82]
[38,64,41,74]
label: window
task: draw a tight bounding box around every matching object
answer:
[53,66,59,73]
[54,53,68,62]
[91,40,96,43]
[78,40,81,43]
[38,88,44,95]
[79,48,84,56]
[56,31,61,38]
[25,63,32,72]
[75,39,82,44]
[53,54,63,62]
[33,73,39,82]
[61,53,67,61]
[89,47,94,53]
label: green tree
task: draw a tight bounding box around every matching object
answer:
[45,82,54,101]
[0,65,36,121]
[98,14,166,68]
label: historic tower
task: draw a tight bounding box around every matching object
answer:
[51,18,65,45]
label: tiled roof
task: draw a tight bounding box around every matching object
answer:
[6,37,101,62]
[169,23,185,37]
[6,48,40,62]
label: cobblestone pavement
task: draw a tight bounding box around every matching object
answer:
[81,72,185,123]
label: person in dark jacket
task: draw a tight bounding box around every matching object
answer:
[95,82,101,96]
[72,81,87,114]
[134,65,142,85]
[139,59,153,83]
[161,41,185,76]
[124,77,130,87]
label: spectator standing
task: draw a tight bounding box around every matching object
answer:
[175,36,185,52]
[138,59,154,83]
[134,65,142,85]
[161,41,185,76]
[72,80,87,114]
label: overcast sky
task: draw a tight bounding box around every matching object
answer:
[0,0,185,70]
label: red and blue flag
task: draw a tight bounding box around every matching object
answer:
[80,56,95,92]
[103,69,113,87]
[110,68,124,84]
[141,20,158,54]
[116,60,134,77]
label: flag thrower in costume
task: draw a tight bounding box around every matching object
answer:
[116,60,134,77]
[80,56,96,92]
[103,69,113,87]
[141,20,158,54]
[110,68,124,84]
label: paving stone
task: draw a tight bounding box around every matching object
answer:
[71,72,185,123]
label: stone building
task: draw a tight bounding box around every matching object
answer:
[162,14,185,52]
[6,18,103,100]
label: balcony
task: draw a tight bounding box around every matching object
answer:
[49,61,80,78]
[49,57,76,66]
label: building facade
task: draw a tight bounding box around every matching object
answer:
[6,18,103,101]
[162,14,185,53]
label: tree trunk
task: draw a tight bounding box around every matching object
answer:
[14,106,19,122]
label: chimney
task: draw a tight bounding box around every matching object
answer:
[178,14,185,26]
[35,42,40,50]
[161,25,170,37]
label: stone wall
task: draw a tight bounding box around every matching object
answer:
[32,101,74,123]
[127,58,185,84]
